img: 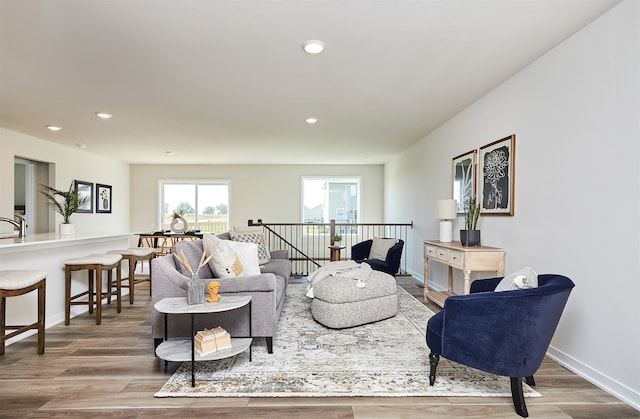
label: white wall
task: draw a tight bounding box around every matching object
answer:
[0,128,131,233]
[129,164,385,232]
[385,0,639,409]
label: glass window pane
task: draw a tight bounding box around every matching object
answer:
[197,184,229,233]
[160,182,229,233]
[302,177,359,225]
[162,184,195,231]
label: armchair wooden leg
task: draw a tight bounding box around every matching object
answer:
[525,375,535,386]
[428,352,440,386]
[265,337,273,354]
[510,376,529,418]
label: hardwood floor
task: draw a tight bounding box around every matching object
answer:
[1,276,637,418]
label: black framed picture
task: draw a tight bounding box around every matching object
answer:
[75,180,93,213]
[96,183,112,214]
[479,134,516,215]
[452,149,477,214]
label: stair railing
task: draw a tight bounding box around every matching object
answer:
[248,219,413,276]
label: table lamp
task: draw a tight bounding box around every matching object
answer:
[437,199,457,242]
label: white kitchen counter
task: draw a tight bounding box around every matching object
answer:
[0,231,131,253]
[0,232,132,348]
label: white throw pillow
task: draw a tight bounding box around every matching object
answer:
[225,240,261,276]
[230,228,270,265]
[203,234,243,278]
[369,237,399,261]
[495,266,539,292]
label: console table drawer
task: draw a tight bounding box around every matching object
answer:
[425,245,437,258]
[436,248,449,261]
[449,251,463,268]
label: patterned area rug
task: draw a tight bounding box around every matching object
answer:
[155,284,541,398]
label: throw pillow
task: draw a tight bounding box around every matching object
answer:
[202,234,243,278]
[495,266,539,292]
[232,226,263,234]
[369,237,399,260]
[230,228,270,265]
[225,240,261,276]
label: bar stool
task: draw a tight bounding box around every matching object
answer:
[107,248,154,304]
[0,270,47,355]
[64,254,122,325]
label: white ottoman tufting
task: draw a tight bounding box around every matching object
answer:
[311,270,398,329]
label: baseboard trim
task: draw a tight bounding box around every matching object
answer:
[546,345,640,410]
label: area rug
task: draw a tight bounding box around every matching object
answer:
[155,284,541,398]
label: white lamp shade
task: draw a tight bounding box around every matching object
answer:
[437,199,457,220]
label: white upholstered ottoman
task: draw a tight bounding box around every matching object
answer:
[311,270,398,329]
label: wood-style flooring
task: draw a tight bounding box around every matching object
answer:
[1,276,637,418]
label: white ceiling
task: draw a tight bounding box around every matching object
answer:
[0,0,619,165]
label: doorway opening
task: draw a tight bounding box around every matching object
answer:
[14,157,53,234]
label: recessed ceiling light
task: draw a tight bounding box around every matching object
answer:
[305,117,318,124]
[46,125,61,131]
[75,143,86,149]
[95,112,112,119]
[302,40,325,54]
[165,151,175,155]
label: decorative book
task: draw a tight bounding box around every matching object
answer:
[194,327,231,355]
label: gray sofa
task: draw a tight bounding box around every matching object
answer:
[150,233,291,353]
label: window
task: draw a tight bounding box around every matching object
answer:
[302,177,360,225]
[159,180,229,233]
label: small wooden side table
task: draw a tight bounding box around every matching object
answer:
[328,245,345,262]
[423,240,505,307]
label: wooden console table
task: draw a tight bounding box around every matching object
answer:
[423,240,505,307]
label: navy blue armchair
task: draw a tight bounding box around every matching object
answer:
[351,239,404,275]
[426,274,575,417]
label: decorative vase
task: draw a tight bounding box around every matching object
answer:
[170,216,188,233]
[460,229,481,247]
[187,272,205,305]
[59,223,75,236]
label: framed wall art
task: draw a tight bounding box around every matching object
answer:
[96,183,112,214]
[75,180,93,213]
[452,150,477,214]
[479,134,515,215]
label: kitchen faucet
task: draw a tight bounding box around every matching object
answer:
[0,214,26,237]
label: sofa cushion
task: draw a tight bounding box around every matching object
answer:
[173,240,214,278]
[230,227,270,265]
[259,258,292,282]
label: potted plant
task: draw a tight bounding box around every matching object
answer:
[460,196,481,246]
[331,234,343,246]
[40,182,85,235]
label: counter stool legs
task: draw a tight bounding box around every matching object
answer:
[107,249,154,304]
[0,270,47,355]
[64,254,122,326]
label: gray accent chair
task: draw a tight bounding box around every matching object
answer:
[151,233,291,353]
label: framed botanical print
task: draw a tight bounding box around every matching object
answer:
[479,134,515,215]
[75,180,93,213]
[96,183,112,214]
[452,150,477,214]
